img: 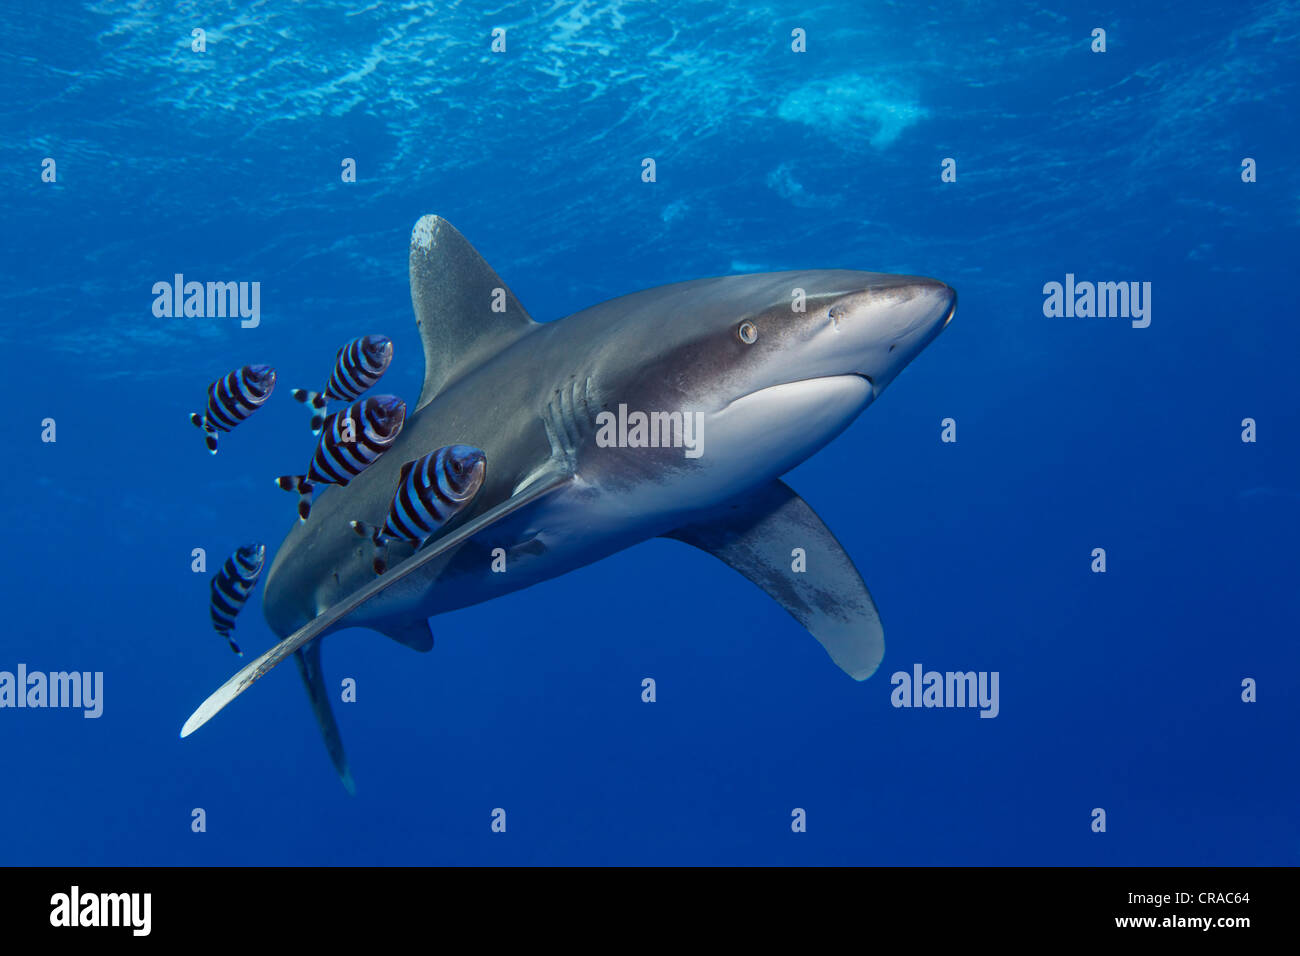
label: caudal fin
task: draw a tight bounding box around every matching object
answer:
[275,475,314,521]
[294,641,355,795]
[212,622,244,657]
[291,389,328,435]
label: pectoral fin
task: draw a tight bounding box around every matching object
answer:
[663,480,884,680]
[181,466,573,739]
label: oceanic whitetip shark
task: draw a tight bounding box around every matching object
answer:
[182,214,956,791]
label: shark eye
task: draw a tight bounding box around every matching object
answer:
[737,321,758,345]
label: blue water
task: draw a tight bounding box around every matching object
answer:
[2,1,1296,865]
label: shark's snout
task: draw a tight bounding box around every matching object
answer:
[865,277,953,339]
[906,280,955,350]
[812,277,954,394]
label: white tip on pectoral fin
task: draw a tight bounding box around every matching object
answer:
[663,479,884,681]
[180,465,574,738]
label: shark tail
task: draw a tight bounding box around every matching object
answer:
[294,641,354,795]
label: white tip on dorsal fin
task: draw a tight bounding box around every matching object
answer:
[409,215,539,410]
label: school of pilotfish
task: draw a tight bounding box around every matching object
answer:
[191,335,487,656]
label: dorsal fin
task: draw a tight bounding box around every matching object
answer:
[409,215,539,409]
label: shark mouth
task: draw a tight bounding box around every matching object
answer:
[724,373,876,412]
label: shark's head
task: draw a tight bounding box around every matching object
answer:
[361,335,394,371]
[698,270,956,397]
[592,270,954,506]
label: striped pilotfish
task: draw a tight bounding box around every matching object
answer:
[190,365,277,454]
[275,395,407,521]
[209,543,266,656]
[349,444,487,574]
[292,335,393,435]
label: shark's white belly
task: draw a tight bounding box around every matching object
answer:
[341,478,665,629]
[346,375,876,630]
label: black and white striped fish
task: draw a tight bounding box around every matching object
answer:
[292,335,393,435]
[275,395,407,522]
[350,444,487,574]
[190,365,277,454]
[209,543,266,656]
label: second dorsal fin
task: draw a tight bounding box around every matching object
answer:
[409,215,539,409]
